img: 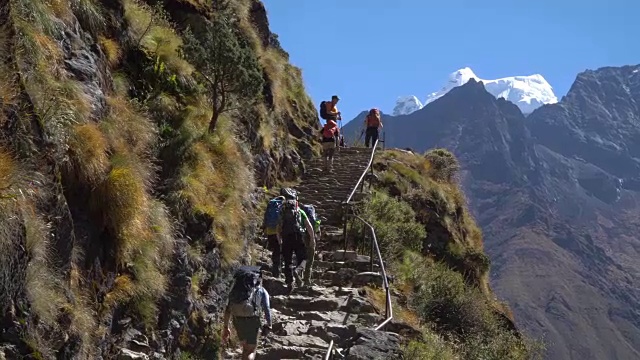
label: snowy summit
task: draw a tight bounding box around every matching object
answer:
[393,95,424,116]
[424,67,558,114]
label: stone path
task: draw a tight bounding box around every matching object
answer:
[223,245,400,360]
[223,147,405,360]
[295,147,372,227]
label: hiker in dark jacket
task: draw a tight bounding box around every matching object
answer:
[222,267,272,360]
[276,200,316,291]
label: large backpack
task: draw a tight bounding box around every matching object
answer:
[322,122,337,139]
[228,266,262,318]
[319,101,329,120]
[366,109,381,127]
[280,199,302,237]
[300,204,320,232]
[264,196,284,230]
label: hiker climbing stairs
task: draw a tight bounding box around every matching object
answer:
[224,146,406,359]
[223,245,398,359]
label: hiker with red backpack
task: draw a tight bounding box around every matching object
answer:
[222,266,272,360]
[363,108,383,148]
[319,95,342,171]
[276,188,316,291]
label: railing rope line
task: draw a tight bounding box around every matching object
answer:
[326,139,393,359]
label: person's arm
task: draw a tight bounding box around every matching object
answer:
[276,216,282,244]
[260,288,272,327]
[378,115,383,128]
[222,304,231,342]
[303,216,315,248]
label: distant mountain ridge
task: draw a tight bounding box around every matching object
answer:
[343,65,640,360]
[391,67,558,116]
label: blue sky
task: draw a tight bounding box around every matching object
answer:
[262,0,639,124]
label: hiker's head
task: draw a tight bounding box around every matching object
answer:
[331,95,340,105]
[369,108,379,116]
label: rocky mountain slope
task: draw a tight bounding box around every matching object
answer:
[343,66,640,360]
[392,67,558,116]
[0,0,319,358]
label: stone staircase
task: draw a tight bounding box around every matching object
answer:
[295,147,373,227]
[223,146,407,359]
[223,245,401,360]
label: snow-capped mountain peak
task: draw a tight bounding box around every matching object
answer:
[393,95,424,116]
[446,67,478,87]
[425,67,558,114]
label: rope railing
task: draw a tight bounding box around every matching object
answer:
[324,139,393,359]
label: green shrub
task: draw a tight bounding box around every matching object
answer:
[402,331,457,360]
[396,251,543,359]
[424,148,460,183]
[357,190,426,261]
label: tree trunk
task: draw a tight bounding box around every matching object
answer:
[208,109,219,133]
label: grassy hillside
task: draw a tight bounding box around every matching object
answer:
[355,148,545,359]
[0,0,318,358]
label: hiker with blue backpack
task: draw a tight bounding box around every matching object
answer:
[276,188,317,291]
[222,266,272,360]
[263,195,285,277]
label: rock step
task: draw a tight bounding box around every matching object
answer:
[256,342,326,360]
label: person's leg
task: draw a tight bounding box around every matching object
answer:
[372,129,379,147]
[364,128,372,148]
[327,147,335,171]
[242,344,257,360]
[281,237,294,286]
[266,234,280,277]
[235,317,260,360]
[321,142,331,170]
[304,233,316,285]
[292,236,307,286]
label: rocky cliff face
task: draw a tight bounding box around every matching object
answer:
[343,66,640,360]
[0,0,318,358]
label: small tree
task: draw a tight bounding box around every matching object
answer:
[181,14,263,133]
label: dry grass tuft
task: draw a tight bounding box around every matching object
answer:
[23,204,66,327]
[0,150,16,191]
[365,285,421,329]
[71,0,106,33]
[102,95,157,159]
[68,123,110,185]
[111,72,131,97]
[102,162,149,263]
[98,36,122,68]
[172,111,254,266]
